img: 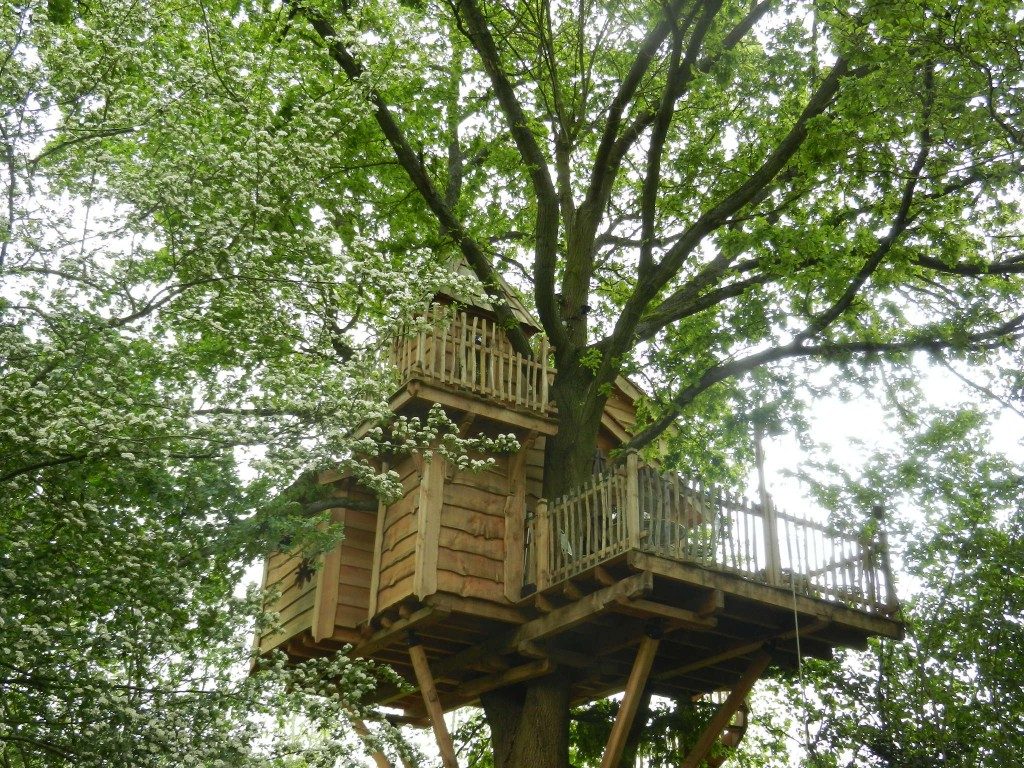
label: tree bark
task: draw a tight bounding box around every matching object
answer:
[479,365,609,768]
[480,670,572,768]
[542,361,608,499]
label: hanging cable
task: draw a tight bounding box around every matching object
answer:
[789,546,814,760]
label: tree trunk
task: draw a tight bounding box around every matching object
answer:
[480,363,608,768]
[542,362,607,499]
[480,670,572,768]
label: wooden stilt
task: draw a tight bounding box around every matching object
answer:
[407,633,459,768]
[600,628,662,768]
[350,718,393,768]
[680,651,772,768]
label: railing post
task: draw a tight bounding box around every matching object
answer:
[535,499,550,590]
[539,336,550,411]
[626,451,641,549]
[755,424,782,586]
[872,504,899,615]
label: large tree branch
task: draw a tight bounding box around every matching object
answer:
[792,64,935,344]
[638,2,718,278]
[914,254,1024,275]
[295,3,534,356]
[626,312,1024,450]
[598,57,855,382]
[582,0,690,224]
[595,0,776,221]
[450,0,565,347]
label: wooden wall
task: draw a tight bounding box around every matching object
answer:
[321,483,378,633]
[437,457,510,604]
[258,371,644,648]
[257,548,317,654]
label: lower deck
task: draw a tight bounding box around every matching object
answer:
[276,547,901,719]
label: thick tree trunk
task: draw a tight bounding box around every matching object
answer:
[480,670,572,768]
[480,364,608,768]
[542,363,607,499]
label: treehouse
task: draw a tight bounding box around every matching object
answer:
[258,284,901,768]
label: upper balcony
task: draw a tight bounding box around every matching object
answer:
[390,305,554,420]
[527,453,899,617]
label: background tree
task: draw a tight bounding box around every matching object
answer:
[3,0,1024,767]
[780,409,1024,766]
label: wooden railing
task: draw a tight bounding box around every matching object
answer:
[527,453,898,615]
[390,305,551,414]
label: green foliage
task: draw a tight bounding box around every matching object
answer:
[3,0,1024,765]
[788,411,1024,765]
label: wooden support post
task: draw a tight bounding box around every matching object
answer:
[505,433,537,602]
[368,463,389,621]
[872,504,899,614]
[312,507,345,641]
[600,628,662,768]
[625,451,641,548]
[535,498,550,590]
[539,336,550,410]
[350,718,394,768]
[407,633,459,768]
[680,651,772,768]
[754,425,782,586]
[414,454,446,599]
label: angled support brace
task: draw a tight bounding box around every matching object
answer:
[408,632,459,768]
[600,625,663,768]
[350,718,394,768]
[680,650,772,768]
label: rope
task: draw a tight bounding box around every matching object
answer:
[788,568,814,759]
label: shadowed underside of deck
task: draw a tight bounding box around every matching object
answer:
[274,549,902,719]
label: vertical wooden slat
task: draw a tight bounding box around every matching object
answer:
[488,319,497,393]
[414,455,446,600]
[368,463,389,621]
[468,315,478,389]
[312,507,345,641]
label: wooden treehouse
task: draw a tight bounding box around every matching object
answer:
[258,291,902,768]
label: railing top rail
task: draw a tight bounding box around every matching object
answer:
[389,305,553,413]
[534,456,894,614]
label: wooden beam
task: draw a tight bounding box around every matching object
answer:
[627,551,902,639]
[655,620,827,682]
[408,637,459,768]
[562,580,584,600]
[431,572,653,683]
[367,464,389,621]
[414,455,445,599]
[504,433,535,601]
[352,606,449,657]
[423,593,527,625]
[351,718,393,768]
[449,658,554,705]
[680,652,772,768]
[406,380,558,435]
[600,632,662,768]
[532,593,556,613]
[697,589,725,617]
[519,640,597,669]
[612,597,717,631]
[511,571,654,649]
[593,566,616,587]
